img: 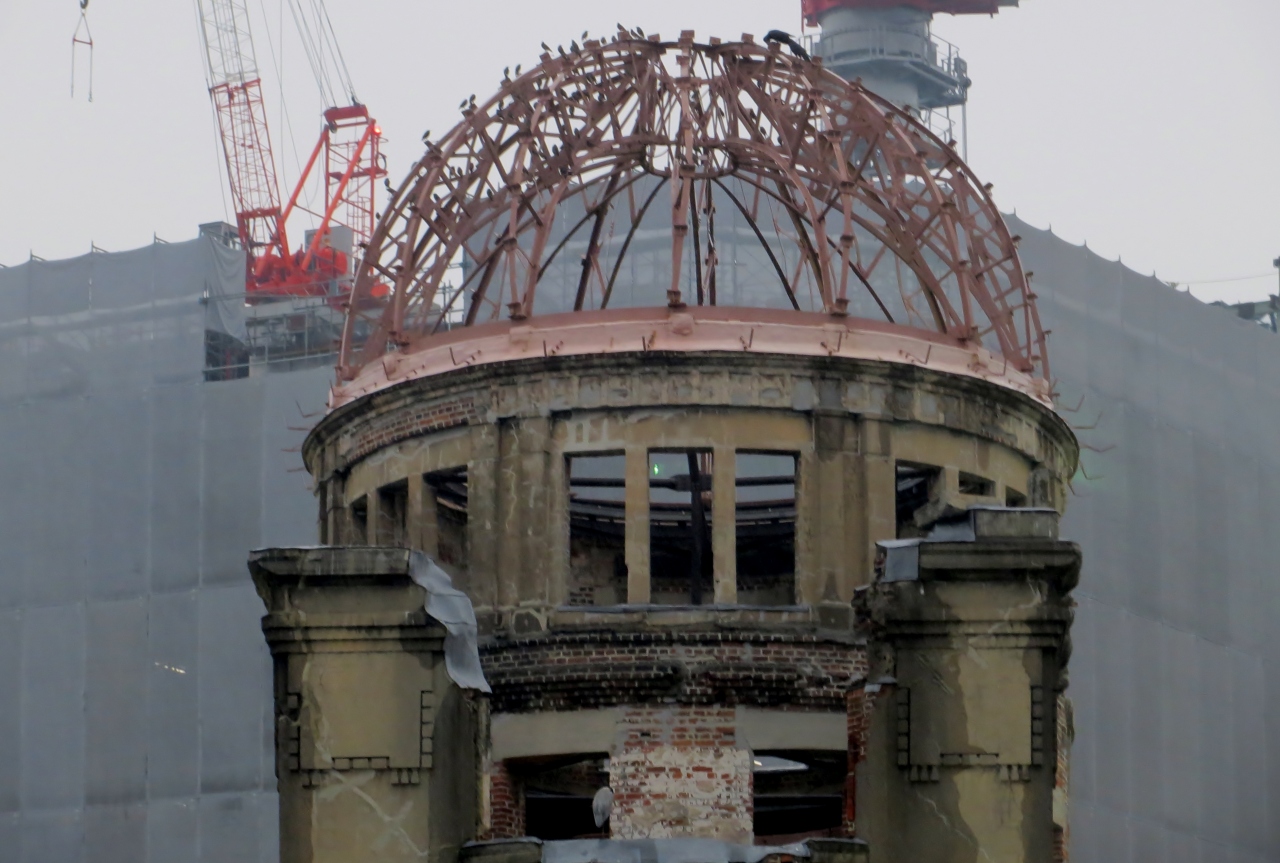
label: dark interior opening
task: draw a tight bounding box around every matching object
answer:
[203,329,250,381]
[1006,486,1028,508]
[376,480,408,547]
[958,471,995,497]
[518,754,609,840]
[350,495,368,543]
[649,450,714,605]
[567,453,628,606]
[895,461,941,538]
[735,452,797,606]
[426,467,469,577]
[752,750,845,843]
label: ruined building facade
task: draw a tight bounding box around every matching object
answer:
[246,31,1082,862]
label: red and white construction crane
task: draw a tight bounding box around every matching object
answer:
[195,0,386,299]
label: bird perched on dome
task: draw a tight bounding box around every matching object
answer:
[764,30,811,61]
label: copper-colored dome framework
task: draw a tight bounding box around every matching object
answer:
[339,28,1045,384]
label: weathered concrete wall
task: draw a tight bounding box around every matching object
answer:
[251,547,483,863]
[306,352,1075,633]
[0,238,328,860]
[1013,216,1280,861]
[854,510,1080,862]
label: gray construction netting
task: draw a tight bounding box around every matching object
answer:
[0,236,330,861]
[1016,214,1279,862]
[0,220,1275,861]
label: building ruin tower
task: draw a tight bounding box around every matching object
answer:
[253,28,1079,861]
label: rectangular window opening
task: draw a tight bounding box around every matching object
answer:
[1005,486,1028,508]
[958,471,995,498]
[649,450,714,606]
[376,480,408,547]
[518,754,610,840]
[350,495,369,543]
[752,750,845,843]
[896,461,941,539]
[427,467,469,579]
[567,453,627,607]
[736,452,797,606]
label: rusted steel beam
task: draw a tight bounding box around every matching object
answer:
[339,28,1044,383]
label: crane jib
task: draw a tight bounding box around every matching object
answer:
[195,0,384,301]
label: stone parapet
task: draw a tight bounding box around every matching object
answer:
[299,349,1077,627]
[306,351,1075,490]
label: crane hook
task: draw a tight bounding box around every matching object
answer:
[72,0,94,101]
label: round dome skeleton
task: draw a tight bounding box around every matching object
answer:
[339,28,1045,383]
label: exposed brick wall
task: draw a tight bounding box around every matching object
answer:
[481,761,524,840]
[843,683,873,837]
[1054,693,1074,863]
[1053,825,1067,863]
[482,630,866,713]
[346,394,480,464]
[609,706,752,843]
[567,533,627,606]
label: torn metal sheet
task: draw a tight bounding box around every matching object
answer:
[409,550,492,693]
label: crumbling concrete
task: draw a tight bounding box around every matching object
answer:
[290,343,1078,848]
[250,547,484,863]
[304,352,1076,633]
[852,508,1080,862]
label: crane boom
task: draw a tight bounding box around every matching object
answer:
[196,0,384,300]
[196,0,287,260]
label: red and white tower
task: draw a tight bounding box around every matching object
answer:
[804,0,1022,129]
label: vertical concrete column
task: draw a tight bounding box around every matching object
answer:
[414,474,441,557]
[858,419,896,587]
[546,426,571,607]
[854,508,1080,862]
[327,475,355,545]
[318,483,332,545]
[250,547,482,863]
[794,448,820,601]
[406,473,427,553]
[812,414,854,606]
[517,417,552,609]
[468,424,500,610]
[495,421,522,610]
[365,488,381,545]
[711,445,737,604]
[624,444,651,603]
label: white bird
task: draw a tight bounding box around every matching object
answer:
[592,785,614,828]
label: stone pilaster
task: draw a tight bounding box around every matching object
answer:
[853,507,1080,863]
[250,547,482,863]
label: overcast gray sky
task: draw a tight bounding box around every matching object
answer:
[1,0,1277,303]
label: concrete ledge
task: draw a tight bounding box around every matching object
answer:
[489,708,847,761]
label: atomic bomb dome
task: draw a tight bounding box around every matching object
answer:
[277,27,1078,860]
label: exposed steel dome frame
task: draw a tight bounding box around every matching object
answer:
[339,28,1046,383]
